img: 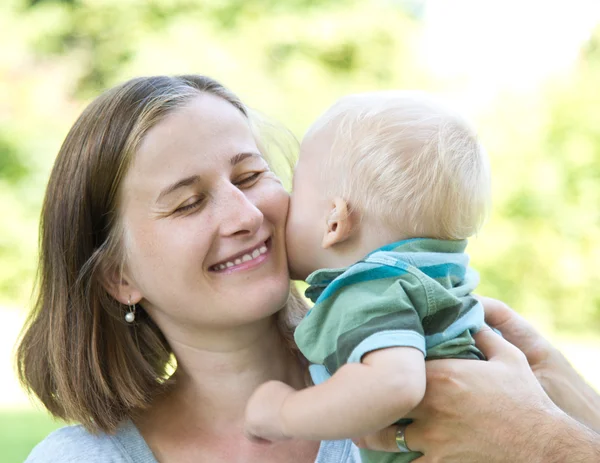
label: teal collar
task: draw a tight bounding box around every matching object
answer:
[304,238,467,303]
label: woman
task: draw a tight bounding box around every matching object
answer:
[18,74,600,462]
[19,75,348,462]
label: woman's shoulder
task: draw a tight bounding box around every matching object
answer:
[27,424,359,463]
[25,421,156,463]
[25,424,120,462]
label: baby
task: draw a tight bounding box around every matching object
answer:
[245,91,491,463]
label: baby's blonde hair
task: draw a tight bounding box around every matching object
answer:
[311,91,491,240]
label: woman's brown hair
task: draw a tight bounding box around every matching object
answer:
[16,75,307,434]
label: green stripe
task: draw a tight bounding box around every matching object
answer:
[426,329,484,360]
[323,310,423,374]
[421,296,478,333]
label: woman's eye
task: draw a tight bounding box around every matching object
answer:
[174,196,204,214]
[235,171,263,187]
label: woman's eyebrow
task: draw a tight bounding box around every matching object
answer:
[156,152,262,203]
[230,151,262,165]
[156,175,200,202]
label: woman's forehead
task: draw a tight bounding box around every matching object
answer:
[131,94,257,173]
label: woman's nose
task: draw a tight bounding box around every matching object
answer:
[218,185,263,237]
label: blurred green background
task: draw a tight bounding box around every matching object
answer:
[2,0,600,461]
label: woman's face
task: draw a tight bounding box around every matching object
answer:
[119,93,290,338]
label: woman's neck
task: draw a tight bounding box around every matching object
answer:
[137,316,306,433]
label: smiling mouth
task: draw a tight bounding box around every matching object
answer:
[209,238,271,272]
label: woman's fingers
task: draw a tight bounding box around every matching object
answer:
[477,295,553,367]
[402,421,425,453]
[477,296,516,328]
[473,326,524,362]
[352,424,399,452]
[353,424,415,453]
[478,295,539,344]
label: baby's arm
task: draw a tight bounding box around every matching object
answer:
[245,346,425,442]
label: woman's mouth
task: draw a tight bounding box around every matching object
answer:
[209,238,271,273]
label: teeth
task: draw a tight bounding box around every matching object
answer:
[213,241,269,271]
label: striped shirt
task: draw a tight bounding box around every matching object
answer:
[295,238,485,386]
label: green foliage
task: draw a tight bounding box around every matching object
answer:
[1,0,600,337]
[0,132,29,183]
[0,409,62,463]
[21,0,365,98]
[468,26,600,333]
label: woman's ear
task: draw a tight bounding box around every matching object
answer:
[100,261,143,305]
[322,197,356,249]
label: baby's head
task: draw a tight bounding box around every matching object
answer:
[286,91,491,280]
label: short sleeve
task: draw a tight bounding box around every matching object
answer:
[295,264,430,377]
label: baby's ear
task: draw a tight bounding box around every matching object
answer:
[322,197,355,248]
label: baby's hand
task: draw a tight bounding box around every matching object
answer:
[244,380,295,443]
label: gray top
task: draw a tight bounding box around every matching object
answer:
[25,420,361,462]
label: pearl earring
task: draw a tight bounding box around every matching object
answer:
[125,298,136,323]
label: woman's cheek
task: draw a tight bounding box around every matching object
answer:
[259,180,290,226]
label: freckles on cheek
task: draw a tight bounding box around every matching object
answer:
[126,226,163,277]
[128,215,175,258]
